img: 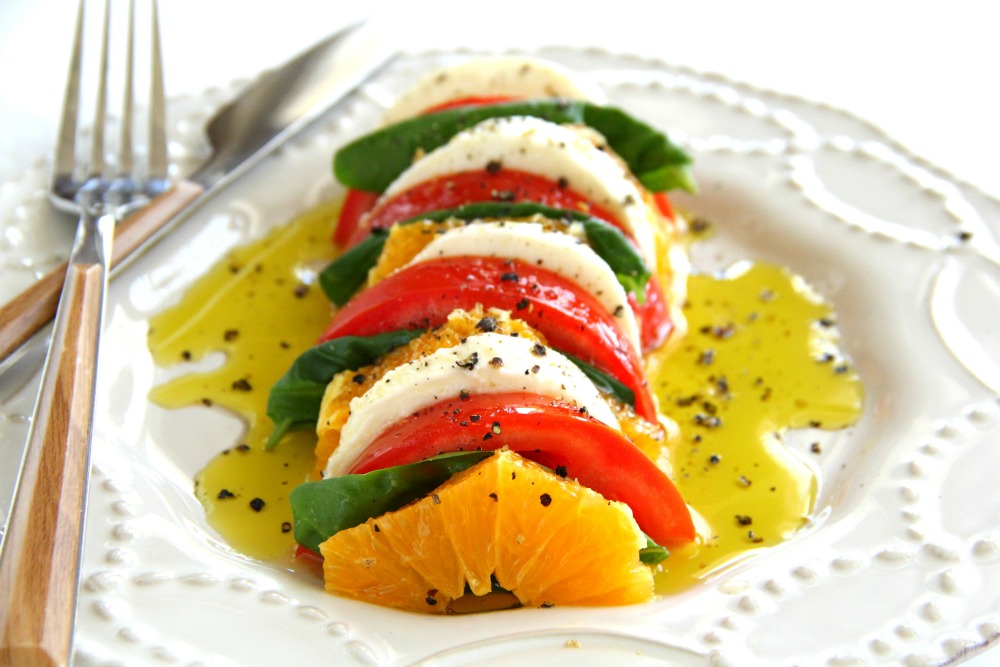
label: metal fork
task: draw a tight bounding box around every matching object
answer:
[0,0,167,664]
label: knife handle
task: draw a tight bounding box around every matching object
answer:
[0,181,204,364]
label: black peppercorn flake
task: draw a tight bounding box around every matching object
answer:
[469,414,481,423]
[459,389,471,401]
[735,514,753,526]
[555,465,568,478]
[489,356,504,368]
[231,378,253,392]
[181,350,192,361]
[249,497,266,512]
[475,316,498,332]
[500,272,519,282]
[489,492,498,502]
[539,493,552,507]
[352,373,366,384]
[293,283,309,298]
[531,343,547,357]
[485,160,502,174]
[515,298,530,310]
[217,489,235,500]
[224,329,240,342]
[456,352,480,370]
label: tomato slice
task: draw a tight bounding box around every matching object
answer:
[320,256,658,422]
[631,275,673,353]
[348,391,694,546]
[653,191,676,222]
[346,169,625,247]
[334,189,380,247]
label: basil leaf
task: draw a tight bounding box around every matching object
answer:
[561,351,636,408]
[407,201,594,225]
[290,451,492,553]
[333,100,695,194]
[318,229,388,306]
[579,218,651,304]
[265,328,425,449]
[639,535,670,565]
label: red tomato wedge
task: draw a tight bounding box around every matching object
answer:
[334,188,380,247]
[632,275,673,353]
[348,391,695,546]
[319,256,658,422]
[652,191,676,222]
[345,169,625,248]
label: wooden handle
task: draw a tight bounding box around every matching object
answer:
[0,180,204,363]
[0,259,105,667]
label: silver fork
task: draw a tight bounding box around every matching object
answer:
[0,0,167,664]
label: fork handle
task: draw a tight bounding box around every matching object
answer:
[0,181,204,364]
[0,228,110,666]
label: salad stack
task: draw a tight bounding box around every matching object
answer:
[266,56,699,612]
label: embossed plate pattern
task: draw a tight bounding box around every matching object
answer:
[1,48,998,666]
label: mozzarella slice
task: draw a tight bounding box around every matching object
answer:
[381,56,606,125]
[324,332,619,477]
[407,221,641,352]
[381,115,659,270]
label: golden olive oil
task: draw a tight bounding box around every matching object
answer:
[148,200,338,560]
[148,201,863,591]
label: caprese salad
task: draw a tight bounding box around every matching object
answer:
[266,55,700,611]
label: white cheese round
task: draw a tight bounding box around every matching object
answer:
[407,221,641,352]
[381,115,658,270]
[381,56,605,125]
[324,332,619,477]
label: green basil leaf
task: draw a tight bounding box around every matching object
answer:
[318,229,388,306]
[265,328,425,449]
[639,535,670,565]
[333,100,694,194]
[579,218,651,303]
[290,451,493,553]
[561,351,636,408]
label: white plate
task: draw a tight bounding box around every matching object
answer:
[2,48,999,667]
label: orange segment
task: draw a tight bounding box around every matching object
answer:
[319,449,652,612]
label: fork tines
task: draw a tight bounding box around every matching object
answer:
[52,0,167,210]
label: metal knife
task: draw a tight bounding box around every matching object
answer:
[0,20,395,364]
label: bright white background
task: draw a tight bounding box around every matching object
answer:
[1,0,998,202]
[0,0,997,664]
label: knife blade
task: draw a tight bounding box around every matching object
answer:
[0,19,395,364]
